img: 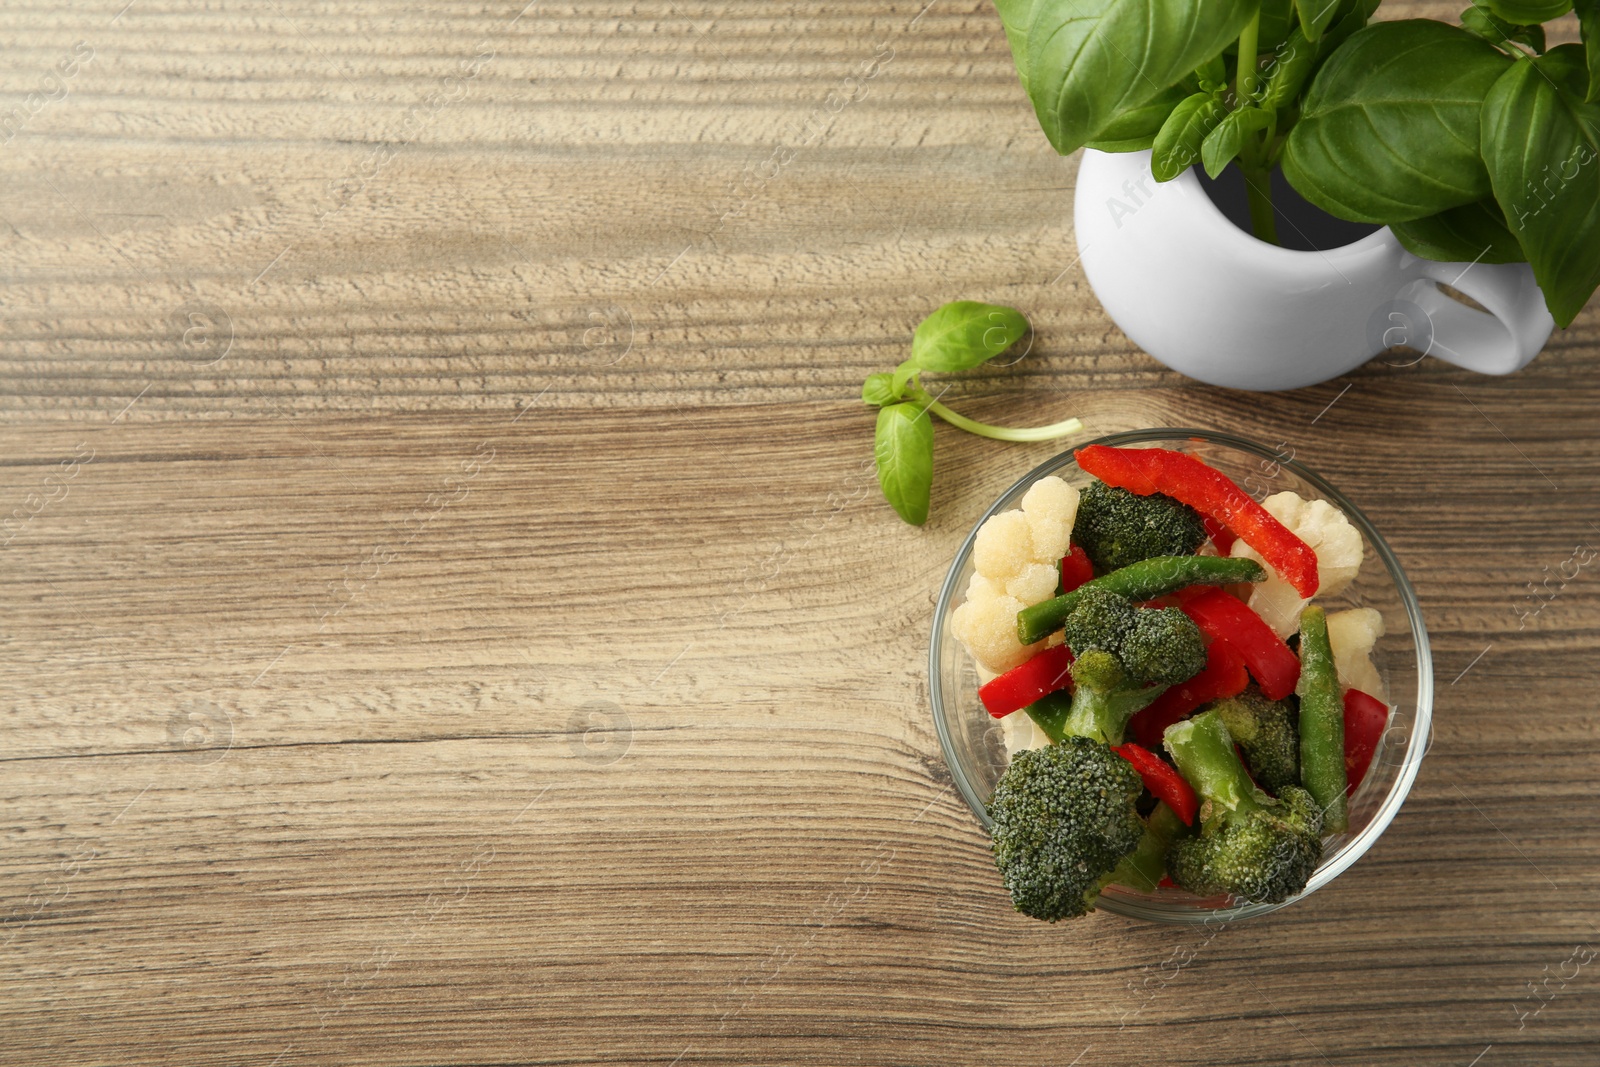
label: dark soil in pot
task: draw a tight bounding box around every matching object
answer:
[1199,164,1382,252]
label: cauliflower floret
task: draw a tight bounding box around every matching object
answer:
[1230,491,1366,637]
[956,476,1081,675]
[1230,544,1308,638]
[1006,562,1060,604]
[1000,706,1052,757]
[1020,476,1079,563]
[1266,493,1364,595]
[972,631,1064,689]
[1327,607,1387,701]
[965,572,1005,601]
[973,510,1034,580]
[951,591,1041,674]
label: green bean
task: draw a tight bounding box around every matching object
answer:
[1295,605,1348,833]
[1015,555,1265,646]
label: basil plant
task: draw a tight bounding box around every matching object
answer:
[996,0,1600,325]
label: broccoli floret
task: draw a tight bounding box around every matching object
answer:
[1047,588,1206,746]
[1212,688,1300,794]
[1121,606,1210,686]
[1061,586,1206,686]
[1162,711,1323,904]
[1058,585,1137,654]
[989,589,1208,921]
[1072,482,1208,573]
[1053,588,1206,745]
[988,739,1146,921]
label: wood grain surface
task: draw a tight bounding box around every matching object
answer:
[3,2,1599,1064]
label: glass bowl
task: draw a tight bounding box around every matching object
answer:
[929,428,1433,923]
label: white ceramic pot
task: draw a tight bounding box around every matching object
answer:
[1073,149,1555,391]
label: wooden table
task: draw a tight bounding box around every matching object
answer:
[4,2,1598,1063]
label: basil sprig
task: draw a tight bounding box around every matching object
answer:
[994,0,1600,327]
[863,302,1082,526]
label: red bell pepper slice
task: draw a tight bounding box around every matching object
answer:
[1343,688,1390,794]
[1202,515,1236,554]
[1179,588,1300,700]
[1059,544,1094,593]
[1115,741,1199,825]
[978,644,1075,719]
[1075,442,1157,493]
[1128,638,1250,749]
[1076,444,1320,599]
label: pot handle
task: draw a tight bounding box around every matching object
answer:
[1404,259,1554,375]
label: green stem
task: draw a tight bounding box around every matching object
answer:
[1236,10,1261,102]
[1103,801,1191,893]
[1062,684,1165,746]
[1163,711,1260,815]
[1240,161,1279,246]
[1232,13,1279,245]
[907,386,1082,442]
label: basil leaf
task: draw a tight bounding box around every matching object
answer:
[862,372,899,407]
[1461,5,1546,53]
[1578,0,1600,102]
[995,0,1256,155]
[1486,0,1572,22]
[1087,87,1189,152]
[1261,30,1319,110]
[1391,198,1528,263]
[1201,106,1274,179]
[1296,0,1341,42]
[1482,46,1600,326]
[1532,43,1589,102]
[873,402,935,526]
[890,359,920,398]
[1261,0,1378,108]
[1152,91,1229,182]
[1319,0,1382,54]
[994,0,1040,93]
[1197,52,1228,88]
[1258,0,1298,50]
[1281,21,1513,222]
[910,301,1029,373]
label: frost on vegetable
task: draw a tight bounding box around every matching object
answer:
[1230,491,1364,637]
[973,511,1035,580]
[1071,482,1207,572]
[953,589,1037,674]
[1006,562,1060,604]
[953,447,1401,919]
[1326,607,1387,702]
[952,476,1080,675]
[1021,475,1079,563]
